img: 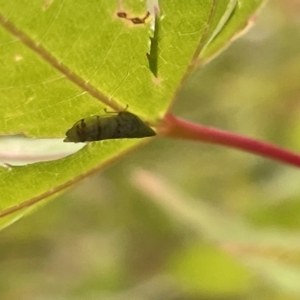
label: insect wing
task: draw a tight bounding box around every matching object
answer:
[64,115,119,143]
[117,112,156,138]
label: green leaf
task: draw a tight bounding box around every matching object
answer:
[199,0,267,65]
[0,140,138,228]
[0,0,265,228]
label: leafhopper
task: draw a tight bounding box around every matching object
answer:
[64,111,156,143]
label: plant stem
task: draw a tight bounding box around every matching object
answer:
[161,113,300,168]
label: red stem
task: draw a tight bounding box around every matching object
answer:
[161,113,300,168]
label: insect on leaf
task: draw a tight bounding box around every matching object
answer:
[64,111,156,143]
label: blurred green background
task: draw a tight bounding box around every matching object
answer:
[2,0,300,299]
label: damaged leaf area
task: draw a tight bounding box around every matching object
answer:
[0,0,266,227]
[147,7,160,78]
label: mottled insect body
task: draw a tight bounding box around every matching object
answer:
[64,111,156,143]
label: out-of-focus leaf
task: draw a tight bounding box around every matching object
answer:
[199,0,267,66]
[132,169,300,295]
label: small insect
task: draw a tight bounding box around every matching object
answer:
[116,11,150,24]
[64,110,156,143]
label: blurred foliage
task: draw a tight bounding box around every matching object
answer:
[1,0,300,299]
